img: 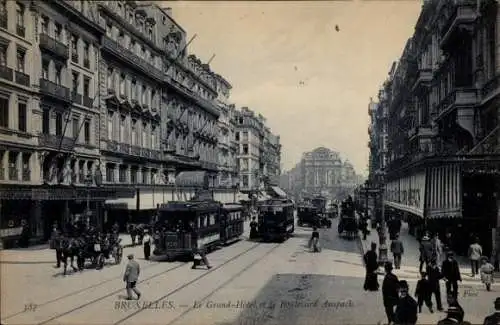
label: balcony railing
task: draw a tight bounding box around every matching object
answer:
[83,96,93,108]
[16,25,25,38]
[39,33,69,60]
[131,145,141,156]
[39,134,75,151]
[482,74,500,99]
[440,0,477,47]
[40,79,71,103]
[72,92,82,105]
[101,36,163,82]
[15,71,29,87]
[0,65,13,81]
[9,167,18,180]
[436,87,477,117]
[0,14,6,29]
[22,169,30,181]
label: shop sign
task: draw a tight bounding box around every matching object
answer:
[0,227,23,238]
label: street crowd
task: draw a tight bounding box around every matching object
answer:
[361,215,498,325]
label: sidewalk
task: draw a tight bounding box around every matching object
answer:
[357,218,485,285]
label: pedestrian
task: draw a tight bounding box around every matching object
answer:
[426,259,444,311]
[419,233,433,273]
[480,256,494,291]
[441,251,462,298]
[249,217,258,240]
[483,297,500,325]
[432,233,444,265]
[390,234,404,269]
[123,254,141,300]
[467,237,482,277]
[50,225,63,268]
[415,272,433,313]
[191,246,212,270]
[437,306,466,325]
[395,280,418,325]
[363,242,379,291]
[446,295,464,322]
[143,230,151,260]
[309,227,320,252]
[361,217,369,240]
[443,230,453,253]
[382,262,400,325]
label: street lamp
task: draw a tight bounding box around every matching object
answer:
[377,172,389,267]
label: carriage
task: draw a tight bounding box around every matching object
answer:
[79,235,123,269]
[337,197,358,239]
[257,199,295,242]
[297,204,318,227]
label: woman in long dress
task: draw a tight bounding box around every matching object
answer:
[364,242,379,291]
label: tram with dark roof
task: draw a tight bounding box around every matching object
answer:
[257,199,295,242]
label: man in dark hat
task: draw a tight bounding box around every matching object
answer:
[441,251,462,298]
[123,254,141,300]
[483,297,500,325]
[382,262,400,325]
[426,259,444,311]
[437,306,465,325]
[446,295,464,323]
[363,242,379,291]
[395,280,418,325]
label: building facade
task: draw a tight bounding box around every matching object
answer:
[372,0,500,256]
[0,1,241,243]
[281,147,362,200]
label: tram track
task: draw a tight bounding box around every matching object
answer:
[28,241,264,325]
[164,243,281,325]
[2,257,172,321]
[113,242,281,325]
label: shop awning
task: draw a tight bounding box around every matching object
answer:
[269,186,287,198]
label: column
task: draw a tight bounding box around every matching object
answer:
[450,165,455,209]
[445,166,449,209]
[431,168,435,208]
[456,165,461,212]
[137,167,142,184]
[74,159,80,184]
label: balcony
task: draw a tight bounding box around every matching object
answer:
[22,169,30,181]
[40,79,71,103]
[39,33,69,61]
[411,69,432,91]
[72,92,82,105]
[16,24,25,38]
[435,87,477,119]
[0,14,6,29]
[9,167,18,180]
[39,134,75,151]
[440,0,477,48]
[131,145,141,156]
[0,65,13,82]
[481,74,500,100]
[15,71,30,87]
[83,96,93,108]
[101,36,163,82]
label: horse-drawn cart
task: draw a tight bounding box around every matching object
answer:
[337,216,357,239]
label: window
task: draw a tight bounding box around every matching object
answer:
[119,73,125,96]
[42,108,49,134]
[0,44,6,66]
[18,102,26,132]
[55,112,63,136]
[83,77,90,97]
[119,115,125,142]
[141,85,146,104]
[0,96,8,128]
[151,126,156,149]
[107,111,113,140]
[131,119,137,145]
[142,122,147,147]
[54,23,62,41]
[235,132,240,141]
[71,35,78,62]
[131,79,136,99]
[72,117,79,138]
[16,3,24,26]
[83,41,90,68]
[16,48,25,73]
[119,166,126,183]
[84,120,90,144]
[41,16,49,34]
[71,71,79,94]
[22,153,30,178]
[151,90,156,108]
[55,66,62,84]
[42,60,49,79]
[107,68,113,89]
[106,163,114,182]
[148,28,153,40]
[242,175,249,187]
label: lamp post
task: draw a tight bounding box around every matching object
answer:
[377,173,388,266]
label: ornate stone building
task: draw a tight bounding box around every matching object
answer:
[374,0,500,256]
[281,147,361,200]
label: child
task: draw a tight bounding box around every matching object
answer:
[310,227,320,252]
[480,256,494,291]
[415,272,433,313]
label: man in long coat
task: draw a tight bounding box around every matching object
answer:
[363,242,379,291]
[382,262,400,325]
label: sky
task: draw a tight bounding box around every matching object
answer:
[162,0,423,176]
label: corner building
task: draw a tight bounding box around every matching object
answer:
[379,0,500,257]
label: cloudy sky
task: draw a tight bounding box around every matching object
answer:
[163,0,422,175]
